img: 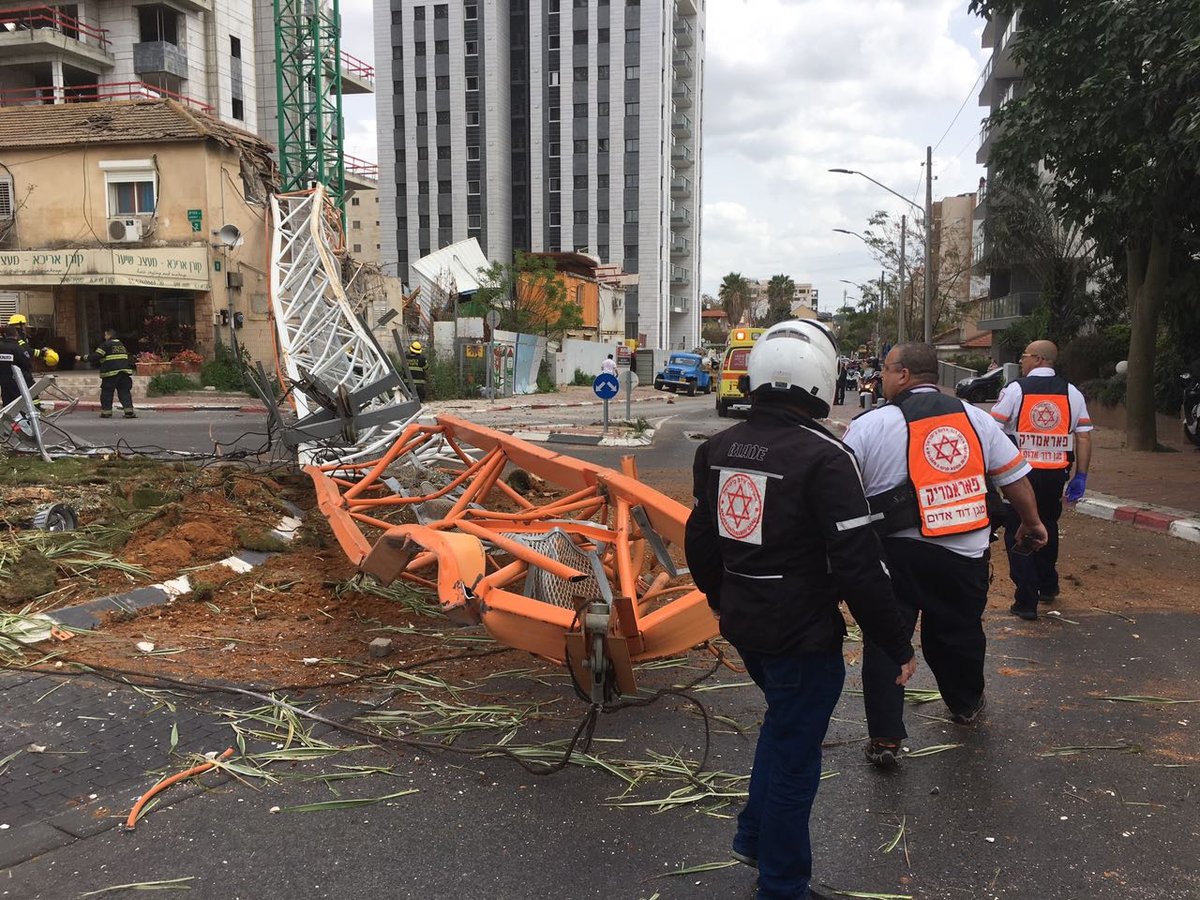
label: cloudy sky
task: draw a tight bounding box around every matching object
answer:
[337,0,989,312]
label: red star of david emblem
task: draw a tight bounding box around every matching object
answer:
[931,434,964,466]
[1032,405,1058,428]
[721,481,757,529]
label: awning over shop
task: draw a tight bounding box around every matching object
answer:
[0,247,211,291]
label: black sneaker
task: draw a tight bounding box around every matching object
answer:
[1009,603,1038,621]
[99,411,113,419]
[731,849,758,869]
[1038,590,1059,604]
[950,694,987,725]
[865,739,901,769]
[123,410,137,419]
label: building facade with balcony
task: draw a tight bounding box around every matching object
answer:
[373,0,705,351]
[975,5,1043,337]
[0,100,279,366]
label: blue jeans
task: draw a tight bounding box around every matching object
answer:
[734,649,845,899]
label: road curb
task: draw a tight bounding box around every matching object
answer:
[1074,492,1200,543]
[70,401,267,413]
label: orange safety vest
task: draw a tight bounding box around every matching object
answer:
[900,391,990,538]
[1016,375,1073,470]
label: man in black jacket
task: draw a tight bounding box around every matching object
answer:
[0,325,33,409]
[685,320,917,900]
[77,328,136,418]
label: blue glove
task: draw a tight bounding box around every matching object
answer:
[1065,472,1087,503]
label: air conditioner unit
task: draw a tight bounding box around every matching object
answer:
[107,218,143,243]
[226,271,244,289]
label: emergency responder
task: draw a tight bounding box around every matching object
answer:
[76,328,136,418]
[0,325,33,408]
[685,320,917,900]
[842,342,1047,769]
[990,340,1093,619]
[406,339,427,402]
[7,313,59,382]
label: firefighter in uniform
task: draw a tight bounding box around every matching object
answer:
[406,339,428,402]
[842,342,1047,769]
[7,314,60,386]
[685,320,917,899]
[990,340,1092,619]
[76,328,136,418]
[0,325,33,409]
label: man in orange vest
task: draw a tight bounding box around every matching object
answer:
[990,340,1093,619]
[843,342,1047,769]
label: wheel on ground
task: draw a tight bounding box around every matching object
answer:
[717,398,729,417]
[687,383,697,397]
[654,380,664,391]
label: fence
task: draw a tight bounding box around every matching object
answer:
[938,360,977,390]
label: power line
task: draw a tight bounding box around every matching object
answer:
[931,62,987,155]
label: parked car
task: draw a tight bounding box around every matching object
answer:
[654,352,712,396]
[955,367,1005,403]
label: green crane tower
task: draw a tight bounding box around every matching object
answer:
[273,0,346,212]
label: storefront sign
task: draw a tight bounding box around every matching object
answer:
[0,247,212,291]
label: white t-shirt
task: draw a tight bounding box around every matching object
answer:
[989,366,1093,436]
[842,386,1031,558]
[600,358,618,376]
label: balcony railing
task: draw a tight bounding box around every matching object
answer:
[670,265,688,285]
[339,50,375,82]
[672,112,692,137]
[0,81,211,112]
[345,154,379,180]
[670,175,692,197]
[671,143,693,166]
[978,291,1039,324]
[671,235,691,256]
[671,81,692,107]
[670,207,691,228]
[0,5,110,50]
[672,49,693,74]
[1000,8,1022,52]
[673,18,693,47]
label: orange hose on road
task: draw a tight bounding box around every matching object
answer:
[124,748,235,831]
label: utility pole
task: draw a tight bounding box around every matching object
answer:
[898,214,907,343]
[924,145,934,343]
[877,270,885,352]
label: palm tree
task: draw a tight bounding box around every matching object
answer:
[763,274,796,325]
[719,272,752,326]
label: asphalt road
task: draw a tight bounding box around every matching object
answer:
[47,409,284,457]
[7,395,1200,898]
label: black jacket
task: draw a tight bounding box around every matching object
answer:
[0,336,33,401]
[685,399,914,664]
[86,339,134,377]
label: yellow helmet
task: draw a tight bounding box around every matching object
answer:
[8,313,27,326]
[42,348,60,368]
[409,340,423,353]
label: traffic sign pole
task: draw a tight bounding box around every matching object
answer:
[603,397,609,434]
[625,368,632,421]
[592,373,621,437]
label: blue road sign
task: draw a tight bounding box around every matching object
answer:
[593,372,620,400]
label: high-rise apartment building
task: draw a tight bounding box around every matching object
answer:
[974,6,1039,335]
[374,0,704,351]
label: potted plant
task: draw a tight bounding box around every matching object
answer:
[137,351,170,377]
[170,349,204,374]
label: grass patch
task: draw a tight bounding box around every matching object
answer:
[235,527,291,553]
[147,372,200,396]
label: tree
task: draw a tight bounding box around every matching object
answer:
[474,252,584,337]
[969,0,1200,450]
[763,274,796,326]
[719,272,752,326]
[859,211,975,339]
[982,178,1099,346]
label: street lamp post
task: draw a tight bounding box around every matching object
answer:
[833,230,899,346]
[829,154,933,342]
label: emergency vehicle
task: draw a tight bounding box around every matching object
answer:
[716,326,766,417]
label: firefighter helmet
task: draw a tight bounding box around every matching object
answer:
[409,340,423,354]
[746,319,839,417]
[8,313,27,326]
[42,348,60,368]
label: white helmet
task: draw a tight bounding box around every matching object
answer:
[747,319,839,417]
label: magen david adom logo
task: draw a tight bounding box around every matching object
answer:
[1029,400,1062,431]
[923,425,970,474]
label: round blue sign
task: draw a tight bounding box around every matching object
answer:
[592,372,620,400]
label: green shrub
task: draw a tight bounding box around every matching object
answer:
[1059,325,1130,383]
[201,341,254,393]
[571,367,592,386]
[425,352,473,400]
[536,358,556,393]
[953,354,993,376]
[147,372,200,396]
[1080,373,1126,408]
